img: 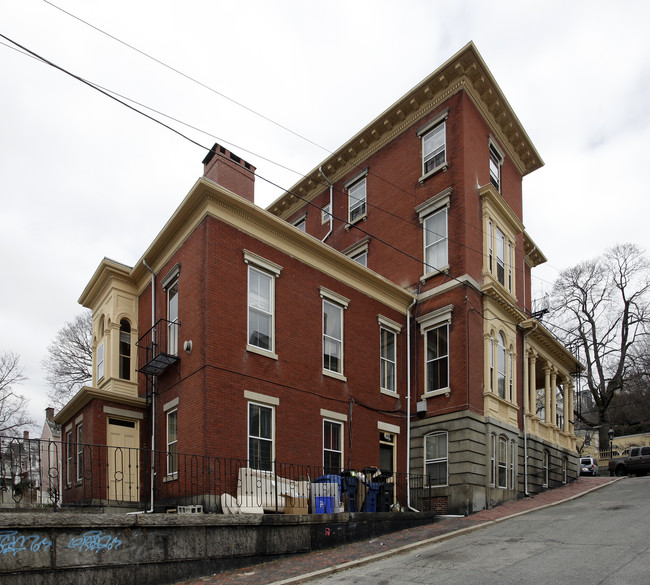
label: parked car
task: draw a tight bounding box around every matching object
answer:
[608,446,650,477]
[579,457,600,476]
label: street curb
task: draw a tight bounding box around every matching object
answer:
[268,478,623,585]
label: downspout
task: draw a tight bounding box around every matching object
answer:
[141,259,157,513]
[319,167,333,243]
[406,296,418,512]
[522,323,537,497]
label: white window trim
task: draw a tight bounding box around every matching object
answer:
[320,408,347,422]
[244,390,280,406]
[321,202,331,224]
[243,250,282,276]
[246,265,277,359]
[346,176,367,226]
[96,341,105,382]
[248,400,275,471]
[166,408,178,478]
[380,324,398,396]
[416,191,451,281]
[418,305,453,399]
[322,418,344,472]
[488,135,504,192]
[293,214,307,232]
[497,436,507,489]
[377,421,400,434]
[322,299,346,381]
[417,108,449,184]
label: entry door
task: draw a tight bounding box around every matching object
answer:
[107,418,139,502]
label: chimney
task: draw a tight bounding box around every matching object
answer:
[46,407,55,421]
[202,143,256,203]
[23,430,29,440]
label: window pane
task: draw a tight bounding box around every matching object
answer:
[426,325,449,392]
[380,328,396,392]
[248,268,273,350]
[424,209,448,272]
[323,301,343,373]
[349,179,367,222]
[423,123,446,173]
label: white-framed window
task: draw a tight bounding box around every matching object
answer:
[249,402,274,471]
[509,351,514,402]
[294,216,306,232]
[66,430,72,486]
[425,431,448,487]
[423,208,448,274]
[323,419,343,474]
[119,319,131,380]
[498,436,507,489]
[380,326,397,393]
[348,177,366,224]
[351,250,367,267]
[167,279,179,355]
[508,242,513,291]
[422,122,446,175]
[562,456,567,484]
[426,324,449,395]
[490,433,496,487]
[542,450,549,487]
[167,408,178,477]
[489,335,494,392]
[321,203,331,224]
[97,341,105,382]
[489,141,503,192]
[76,423,83,482]
[497,333,506,399]
[417,305,453,398]
[323,301,343,374]
[248,266,274,352]
[510,440,517,489]
[379,430,396,475]
[496,228,506,286]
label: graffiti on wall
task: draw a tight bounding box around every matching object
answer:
[0,530,123,556]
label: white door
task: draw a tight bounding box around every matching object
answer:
[107,418,139,502]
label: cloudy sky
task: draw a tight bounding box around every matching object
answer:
[2,0,649,431]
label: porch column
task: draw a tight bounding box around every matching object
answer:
[563,378,570,433]
[550,368,557,427]
[544,365,551,423]
[568,380,575,433]
[528,350,537,415]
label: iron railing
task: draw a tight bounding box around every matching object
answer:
[136,318,180,376]
[0,436,432,513]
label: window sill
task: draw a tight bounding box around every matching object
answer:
[164,474,178,483]
[345,213,367,231]
[419,163,448,185]
[421,387,451,399]
[246,344,278,360]
[323,369,347,382]
[420,265,449,284]
[380,388,399,398]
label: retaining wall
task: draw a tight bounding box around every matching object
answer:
[0,510,435,585]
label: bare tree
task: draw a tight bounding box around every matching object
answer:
[0,352,34,435]
[42,310,92,409]
[549,243,650,449]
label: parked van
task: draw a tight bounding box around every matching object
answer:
[579,457,599,476]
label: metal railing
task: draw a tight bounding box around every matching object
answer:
[1,436,431,513]
[136,318,180,376]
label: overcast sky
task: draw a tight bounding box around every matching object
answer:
[2,0,650,432]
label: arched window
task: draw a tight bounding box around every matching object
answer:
[97,315,105,382]
[497,333,506,399]
[498,436,507,488]
[119,319,131,380]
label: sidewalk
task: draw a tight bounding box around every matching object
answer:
[177,476,619,585]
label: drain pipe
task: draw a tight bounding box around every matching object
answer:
[319,167,333,243]
[406,296,418,512]
[522,323,537,497]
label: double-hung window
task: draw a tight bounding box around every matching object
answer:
[423,208,448,274]
[167,280,179,355]
[167,408,178,477]
[498,436,507,488]
[66,430,72,485]
[119,319,131,380]
[489,142,503,191]
[425,431,448,486]
[380,327,396,393]
[249,402,274,471]
[321,287,349,377]
[96,341,105,382]
[497,333,506,399]
[348,177,366,224]
[248,266,273,351]
[244,251,282,357]
[76,423,83,482]
[496,228,506,286]
[417,305,453,397]
[417,108,449,181]
[323,420,343,474]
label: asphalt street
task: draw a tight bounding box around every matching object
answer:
[303,477,650,585]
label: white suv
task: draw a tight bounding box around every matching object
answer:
[579,457,599,476]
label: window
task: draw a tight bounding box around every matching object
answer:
[323,300,343,374]
[426,325,449,394]
[508,242,513,291]
[496,228,506,285]
[423,208,448,273]
[249,402,273,471]
[348,177,366,224]
[76,423,83,482]
[380,327,397,393]
[489,335,494,392]
[119,319,131,380]
[96,341,104,382]
[167,409,178,477]
[422,122,446,175]
[321,203,331,224]
[511,440,517,489]
[489,142,503,191]
[351,250,367,267]
[168,279,179,355]
[490,433,496,487]
[498,436,507,488]
[497,333,506,399]
[379,432,396,475]
[562,456,567,484]
[425,432,448,486]
[323,420,343,474]
[248,266,274,352]
[509,351,514,402]
[66,430,72,485]
[542,450,549,487]
[488,221,493,273]
[294,216,306,232]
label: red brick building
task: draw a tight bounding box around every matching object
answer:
[55,43,580,514]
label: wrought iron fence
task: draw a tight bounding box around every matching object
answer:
[0,435,431,513]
